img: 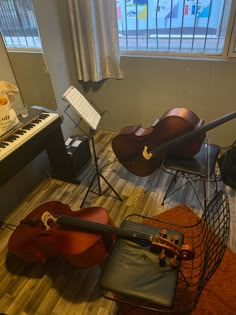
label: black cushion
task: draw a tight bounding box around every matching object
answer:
[99,220,184,308]
[163,144,220,177]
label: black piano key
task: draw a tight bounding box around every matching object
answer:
[0,142,9,147]
[22,124,35,130]
[39,114,49,119]
[9,135,19,140]
[5,138,15,143]
[15,130,26,135]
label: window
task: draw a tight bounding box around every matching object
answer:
[1,0,235,57]
[116,0,236,57]
[0,0,41,49]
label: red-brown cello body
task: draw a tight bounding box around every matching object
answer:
[112,108,205,177]
[8,202,196,267]
[8,202,114,268]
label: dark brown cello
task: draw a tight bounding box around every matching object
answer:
[112,108,236,177]
[8,201,194,268]
[8,202,114,268]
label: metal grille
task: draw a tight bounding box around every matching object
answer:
[0,0,41,49]
[117,0,232,55]
[100,191,230,313]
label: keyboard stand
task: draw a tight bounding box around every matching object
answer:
[0,108,80,187]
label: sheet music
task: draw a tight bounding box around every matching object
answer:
[63,86,101,130]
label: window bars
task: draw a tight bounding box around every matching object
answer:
[117,0,232,55]
[0,0,41,49]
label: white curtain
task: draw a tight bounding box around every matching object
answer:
[67,0,123,82]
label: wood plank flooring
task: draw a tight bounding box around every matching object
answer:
[0,129,235,315]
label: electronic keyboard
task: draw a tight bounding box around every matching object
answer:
[0,112,59,161]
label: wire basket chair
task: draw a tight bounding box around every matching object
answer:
[99,190,230,314]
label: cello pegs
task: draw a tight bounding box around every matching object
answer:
[159,248,166,267]
[171,234,179,245]
[180,244,195,260]
[159,228,167,239]
[159,229,167,267]
[170,256,178,268]
[170,234,179,268]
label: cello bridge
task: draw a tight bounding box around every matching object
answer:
[41,211,57,230]
[143,146,152,160]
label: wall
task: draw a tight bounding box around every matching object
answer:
[8,51,56,109]
[82,56,236,146]
[9,0,236,147]
[32,0,81,141]
[8,54,235,147]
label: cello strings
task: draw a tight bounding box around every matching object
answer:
[150,112,236,155]
[57,215,154,242]
[58,216,182,254]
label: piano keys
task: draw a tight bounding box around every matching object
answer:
[0,108,80,186]
[0,112,59,161]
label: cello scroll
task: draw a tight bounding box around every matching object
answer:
[151,235,194,263]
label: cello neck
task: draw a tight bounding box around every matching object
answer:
[151,111,236,155]
[57,215,154,243]
[57,215,187,260]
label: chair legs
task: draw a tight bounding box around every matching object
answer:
[161,143,221,210]
[162,170,219,211]
[202,167,219,210]
[161,171,179,206]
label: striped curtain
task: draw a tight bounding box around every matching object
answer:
[67,0,124,82]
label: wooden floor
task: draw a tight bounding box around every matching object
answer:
[0,130,235,315]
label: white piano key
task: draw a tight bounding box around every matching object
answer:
[0,112,59,161]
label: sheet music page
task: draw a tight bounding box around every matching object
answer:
[63,86,101,130]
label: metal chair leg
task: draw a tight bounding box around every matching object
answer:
[162,172,178,205]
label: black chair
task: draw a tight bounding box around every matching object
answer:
[99,191,230,314]
[161,143,220,210]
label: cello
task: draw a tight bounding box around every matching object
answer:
[7,202,114,268]
[8,201,194,268]
[112,108,236,177]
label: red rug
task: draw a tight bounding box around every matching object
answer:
[119,205,236,315]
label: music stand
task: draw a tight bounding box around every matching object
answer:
[63,86,122,207]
